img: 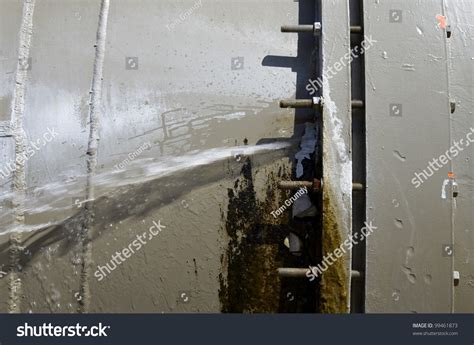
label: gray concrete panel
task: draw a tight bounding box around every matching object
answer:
[446,0,474,313]
[0,0,299,312]
[364,0,453,312]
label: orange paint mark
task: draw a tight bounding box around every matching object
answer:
[436,15,447,29]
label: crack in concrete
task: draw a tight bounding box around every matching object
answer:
[8,0,36,314]
[78,0,110,313]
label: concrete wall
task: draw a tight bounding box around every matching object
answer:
[364,0,473,313]
[447,0,474,313]
[1,0,472,314]
[0,0,302,313]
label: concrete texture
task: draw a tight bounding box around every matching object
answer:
[0,0,300,313]
[446,0,474,313]
[320,0,353,313]
[0,0,472,314]
[364,0,455,312]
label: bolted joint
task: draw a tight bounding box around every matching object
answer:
[278,179,321,193]
[281,23,362,35]
[281,22,321,35]
[277,267,363,279]
[279,179,364,192]
[453,271,460,286]
[280,97,322,109]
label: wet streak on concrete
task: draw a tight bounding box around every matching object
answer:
[220,158,282,312]
[9,0,36,313]
[319,0,353,313]
[78,0,110,313]
[320,193,348,313]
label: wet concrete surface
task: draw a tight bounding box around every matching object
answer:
[0,0,303,312]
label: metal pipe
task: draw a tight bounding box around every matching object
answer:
[281,24,362,34]
[351,100,365,108]
[350,25,363,34]
[279,98,317,109]
[278,179,321,192]
[277,268,309,278]
[280,98,364,110]
[277,268,363,279]
[281,24,315,33]
[278,180,364,192]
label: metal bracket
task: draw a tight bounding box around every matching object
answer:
[453,271,460,286]
[452,180,459,198]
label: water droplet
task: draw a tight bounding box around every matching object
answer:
[393,150,406,162]
[392,290,400,301]
[402,63,416,71]
[424,274,432,284]
[408,273,417,284]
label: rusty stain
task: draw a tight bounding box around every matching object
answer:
[319,185,348,313]
[219,157,315,312]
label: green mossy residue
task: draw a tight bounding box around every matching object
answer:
[319,187,348,313]
[219,158,292,313]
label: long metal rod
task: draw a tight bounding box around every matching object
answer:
[278,180,364,191]
[277,268,363,279]
[280,98,364,109]
[350,25,363,34]
[351,100,365,108]
[280,98,317,109]
[278,180,319,192]
[281,24,362,35]
[281,24,315,33]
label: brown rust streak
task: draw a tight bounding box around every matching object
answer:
[320,185,348,313]
[219,158,292,313]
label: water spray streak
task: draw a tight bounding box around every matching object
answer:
[0,143,289,236]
